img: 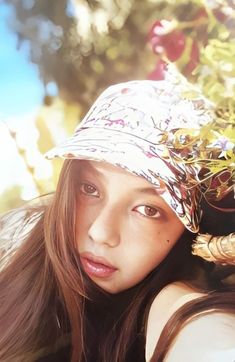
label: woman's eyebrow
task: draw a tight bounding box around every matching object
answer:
[135,187,165,196]
[80,164,105,179]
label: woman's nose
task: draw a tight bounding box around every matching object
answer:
[88,207,121,247]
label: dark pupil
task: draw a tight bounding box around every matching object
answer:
[85,184,95,193]
[145,206,156,216]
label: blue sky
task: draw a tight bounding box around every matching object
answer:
[0,2,47,199]
[0,2,44,118]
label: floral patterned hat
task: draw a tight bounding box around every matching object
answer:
[45,65,234,246]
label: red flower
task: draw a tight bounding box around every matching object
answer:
[148,60,167,80]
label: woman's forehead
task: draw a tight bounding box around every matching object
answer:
[79,160,166,193]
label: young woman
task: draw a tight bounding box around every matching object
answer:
[1,65,235,361]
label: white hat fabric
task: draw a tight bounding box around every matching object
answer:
[45,66,216,232]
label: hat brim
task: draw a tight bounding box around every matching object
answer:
[45,127,200,232]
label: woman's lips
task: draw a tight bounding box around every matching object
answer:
[80,252,118,278]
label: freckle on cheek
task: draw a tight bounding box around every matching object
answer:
[166,239,170,243]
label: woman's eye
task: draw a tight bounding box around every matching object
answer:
[79,183,99,197]
[135,205,161,219]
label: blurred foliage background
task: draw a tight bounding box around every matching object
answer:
[1,0,235,212]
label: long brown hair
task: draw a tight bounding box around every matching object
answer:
[0,159,233,362]
[0,160,86,361]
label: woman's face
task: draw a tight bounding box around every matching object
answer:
[76,161,184,294]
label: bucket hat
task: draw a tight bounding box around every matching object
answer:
[45,66,217,232]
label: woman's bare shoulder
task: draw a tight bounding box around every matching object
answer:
[165,311,235,361]
[145,282,205,361]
